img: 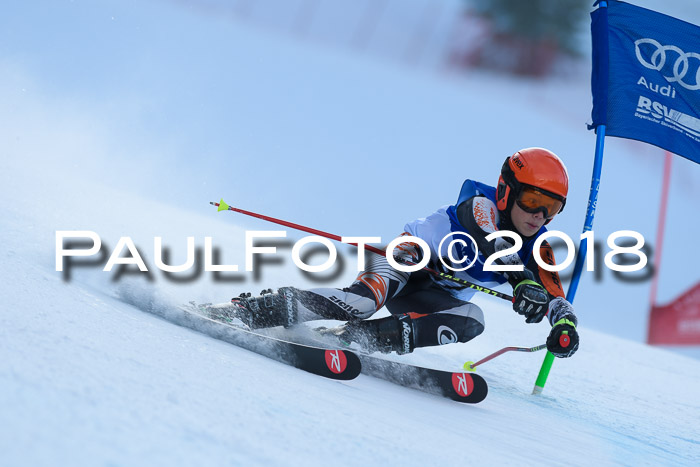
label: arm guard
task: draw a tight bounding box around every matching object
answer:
[525,239,566,299]
[548,296,578,327]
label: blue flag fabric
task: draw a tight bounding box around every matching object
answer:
[591,0,700,164]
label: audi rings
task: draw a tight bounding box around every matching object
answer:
[635,38,700,91]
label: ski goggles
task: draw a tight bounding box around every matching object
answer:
[515,186,565,219]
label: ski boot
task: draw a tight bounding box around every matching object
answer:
[320,314,415,355]
[230,287,299,329]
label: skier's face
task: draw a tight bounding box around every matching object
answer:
[510,202,546,237]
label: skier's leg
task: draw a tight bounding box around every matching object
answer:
[320,270,432,354]
[295,250,412,320]
[336,284,484,353]
[385,285,485,349]
[231,247,412,328]
[409,306,485,348]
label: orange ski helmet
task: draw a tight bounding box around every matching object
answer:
[496,148,569,223]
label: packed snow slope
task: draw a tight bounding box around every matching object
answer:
[2,0,700,465]
[2,176,700,466]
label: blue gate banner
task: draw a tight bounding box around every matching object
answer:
[591,0,700,164]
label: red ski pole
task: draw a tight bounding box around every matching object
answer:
[463,343,547,371]
[211,199,513,301]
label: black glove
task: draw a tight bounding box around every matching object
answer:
[511,278,549,323]
[547,318,579,358]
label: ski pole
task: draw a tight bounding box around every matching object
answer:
[463,343,547,371]
[211,199,513,301]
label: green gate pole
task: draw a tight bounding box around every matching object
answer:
[533,122,607,395]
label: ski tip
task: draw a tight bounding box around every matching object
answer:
[462,361,476,372]
[217,198,230,212]
[450,372,488,403]
[323,349,362,380]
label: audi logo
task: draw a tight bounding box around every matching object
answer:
[635,38,700,91]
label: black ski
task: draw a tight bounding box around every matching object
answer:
[183,304,361,380]
[295,324,489,403]
[129,294,485,398]
[357,354,488,403]
[193,307,487,401]
[122,296,362,381]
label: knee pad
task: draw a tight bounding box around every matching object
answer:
[435,316,484,345]
[412,303,485,348]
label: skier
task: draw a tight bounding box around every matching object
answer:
[232,148,579,358]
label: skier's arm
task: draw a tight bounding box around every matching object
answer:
[527,240,566,300]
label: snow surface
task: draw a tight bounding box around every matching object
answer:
[3,180,700,465]
[2,0,700,465]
